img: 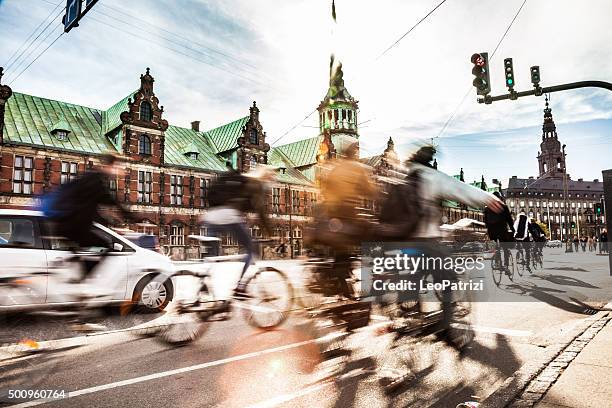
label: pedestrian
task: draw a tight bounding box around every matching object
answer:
[588,236,594,252]
[580,236,587,252]
[573,236,579,252]
[601,230,608,254]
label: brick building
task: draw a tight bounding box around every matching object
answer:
[0,62,486,259]
[504,99,605,240]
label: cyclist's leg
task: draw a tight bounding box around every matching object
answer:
[230,222,256,282]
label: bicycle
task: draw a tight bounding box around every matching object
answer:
[147,241,294,346]
[490,242,515,286]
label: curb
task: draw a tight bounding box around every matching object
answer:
[481,302,612,408]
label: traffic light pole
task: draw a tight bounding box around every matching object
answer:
[478,80,612,104]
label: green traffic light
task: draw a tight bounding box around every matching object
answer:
[507,79,513,86]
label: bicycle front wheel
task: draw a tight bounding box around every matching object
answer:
[241,267,294,330]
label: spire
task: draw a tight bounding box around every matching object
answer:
[383,137,399,164]
[542,94,557,139]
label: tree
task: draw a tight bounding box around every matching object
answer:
[537,221,550,239]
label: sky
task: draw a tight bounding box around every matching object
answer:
[0,0,611,185]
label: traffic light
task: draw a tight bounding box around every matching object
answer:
[530,66,541,86]
[571,221,576,229]
[504,58,515,91]
[471,52,491,96]
[595,202,602,215]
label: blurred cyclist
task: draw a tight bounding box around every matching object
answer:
[513,209,532,271]
[528,219,546,258]
[395,144,503,348]
[203,164,274,298]
[484,191,515,273]
[317,141,377,296]
[45,153,132,281]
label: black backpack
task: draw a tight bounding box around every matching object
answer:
[378,170,422,240]
[208,171,255,211]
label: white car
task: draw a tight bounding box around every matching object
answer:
[0,209,175,313]
[546,240,563,248]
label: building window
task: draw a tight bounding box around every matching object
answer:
[200,179,208,207]
[140,101,152,121]
[292,191,300,212]
[55,130,68,141]
[139,134,152,155]
[169,224,184,246]
[188,152,198,160]
[60,161,78,184]
[249,129,258,145]
[170,175,183,205]
[272,188,281,213]
[249,156,257,169]
[137,171,152,203]
[109,177,118,199]
[250,225,262,238]
[13,156,33,194]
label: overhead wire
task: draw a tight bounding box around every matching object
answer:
[8,28,65,85]
[3,0,63,69]
[4,6,65,75]
[86,15,279,92]
[272,0,452,147]
[434,0,529,141]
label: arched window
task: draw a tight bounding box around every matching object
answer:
[140,101,152,121]
[139,134,152,155]
[249,129,258,145]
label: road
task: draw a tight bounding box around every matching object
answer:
[0,248,610,408]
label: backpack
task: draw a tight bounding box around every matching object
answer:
[528,222,545,242]
[378,170,422,240]
[207,171,251,210]
[37,182,76,220]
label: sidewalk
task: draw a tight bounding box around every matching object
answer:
[535,316,612,408]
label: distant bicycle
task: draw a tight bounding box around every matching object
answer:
[491,243,515,286]
[147,239,294,346]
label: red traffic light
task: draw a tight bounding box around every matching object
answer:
[471,53,485,67]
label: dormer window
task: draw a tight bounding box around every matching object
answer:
[249,129,258,145]
[50,117,71,141]
[139,134,152,155]
[55,130,68,141]
[140,101,152,122]
[182,142,200,160]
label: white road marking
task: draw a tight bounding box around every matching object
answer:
[5,333,346,408]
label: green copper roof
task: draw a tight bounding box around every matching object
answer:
[182,141,200,155]
[164,125,227,171]
[103,91,136,134]
[361,154,382,168]
[267,148,314,186]
[50,116,71,133]
[204,116,248,153]
[3,92,116,154]
[271,136,323,168]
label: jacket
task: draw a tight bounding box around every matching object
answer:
[409,163,499,238]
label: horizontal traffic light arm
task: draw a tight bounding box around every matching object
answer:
[478,80,612,104]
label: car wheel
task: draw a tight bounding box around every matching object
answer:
[133,275,173,313]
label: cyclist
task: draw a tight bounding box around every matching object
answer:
[45,153,133,281]
[391,144,503,348]
[528,220,546,260]
[317,141,377,296]
[513,209,532,272]
[202,164,274,298]
[484,191,515,273]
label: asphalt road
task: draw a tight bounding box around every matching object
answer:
[1,248,610,408]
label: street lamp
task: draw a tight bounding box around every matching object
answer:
[562,144,573,252]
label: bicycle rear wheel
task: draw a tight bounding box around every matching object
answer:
[491,254,503,286]
[514,250,524,277]
[241,267,293,330]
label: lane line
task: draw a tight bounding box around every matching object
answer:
[5,334,345,408]
[245,381,334,408]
